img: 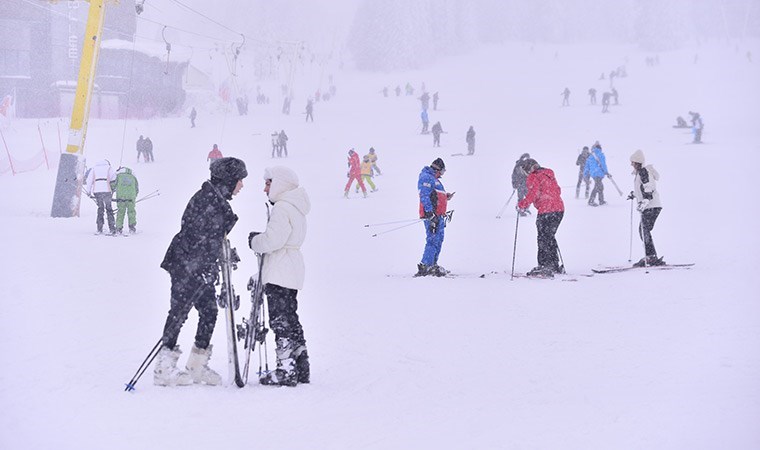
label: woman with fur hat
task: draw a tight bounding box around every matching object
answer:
[628,150,664,267]
[249,166,311,386]
[155,157,248,387]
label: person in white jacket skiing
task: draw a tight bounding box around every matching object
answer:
[628,149,664,267]
[86,159,116,234]
[248,166,311,386]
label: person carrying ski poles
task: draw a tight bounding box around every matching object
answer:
[154,157,247,387]
[517,158,565,277]
[628,150,665,267]
[248,166,311,386]
[416,158,454,277]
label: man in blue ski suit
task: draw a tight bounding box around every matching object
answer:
[583,142,609,206]
[416,158,454,277]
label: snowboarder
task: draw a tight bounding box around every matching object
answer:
[431,121,444,147]
[112,166,139,234]
[517,158,565,276]
[421,109,430,134]
[86,159,116,235]
[575,146,591,199]
[561,87,570,106]
[419,91,430,111]
[416,158,454,277]
[278,130,288,157]
[189,107,197,128]
[144,137,154,162]
[136,136,145,162]
[366,147,382,175]
[305,99,314,122]
[601,92,611,113]
[249,166,311,386]
[628,150,664,267]
[358,155,377,192]
[588,88,597,105]
[511,153,532,215]
[466,126,476,155]
[344,149,367,198]
[584,142,608,206]
[155,157,247,386]
[207,144,223,163]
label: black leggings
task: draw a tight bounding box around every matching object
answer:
[265,284,306,348]
[536,211,564,270]
[639,207,662,257]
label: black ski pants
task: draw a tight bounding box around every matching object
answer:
[265,283,306,349]
[589,176,605,204]
[94,192,115,232]
[639,207,661,258]
[536,211,563,270]
[161,271,218,350]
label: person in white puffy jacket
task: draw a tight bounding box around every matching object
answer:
[86,159,116,234]
[628,149,664,267]
[248,166,311,386]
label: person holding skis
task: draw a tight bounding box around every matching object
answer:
[584,142,608,206]
[112,166,139,234]
[154,157,248,387]
[575,146,591,199]
[248,166,311,386]
[517,158,565,277]
[207,144,223,163]
[416,158,454,277]
[344,149,367,198]
[628,150,664,267]
[466,126,476,155]
[511,153,531,216]
[86,159,116,235]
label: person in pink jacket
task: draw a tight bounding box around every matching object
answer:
[344,149,367,198]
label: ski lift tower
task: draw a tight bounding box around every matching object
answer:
[50,0,111,217]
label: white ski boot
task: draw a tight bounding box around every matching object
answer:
[260,338,298,387]
[185,344,222,386]
[154,346,193,386]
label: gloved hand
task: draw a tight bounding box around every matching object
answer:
[248,231,261,248]
[606,173,612,179]
[637,200,649,212]
[423,210,435,220]
[428,216,438,234]
[627,191,635,200]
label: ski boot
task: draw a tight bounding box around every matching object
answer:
[430,264,450,277]
[294,345,310,384]
[154,346,193,386]
[527,266,555,278]
[260,338,298,387]
[414,264,431,277]
[185,344,222,386]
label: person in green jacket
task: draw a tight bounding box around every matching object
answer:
[112,167,139,234]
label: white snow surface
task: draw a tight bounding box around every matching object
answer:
[1,42,760,449]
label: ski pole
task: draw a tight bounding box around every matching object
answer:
[496,190,516,219]
[628,197,634,262]
[556,243,565,274]
[364,218,420,227]
[124,337,163,392]
[510,213,520,280]
[607,174,624,196]
[370,219,424,237]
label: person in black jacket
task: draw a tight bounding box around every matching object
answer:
[511,153,531,216]
[154,157,248,387]
[575,146,591,199]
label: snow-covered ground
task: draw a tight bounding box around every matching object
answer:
[1,41,759,449]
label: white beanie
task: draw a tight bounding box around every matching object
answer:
[630,149,645,165]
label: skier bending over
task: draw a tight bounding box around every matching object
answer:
[154,157,248,386]
[249,166,311,386]
[517,158,565,277]
[628,150,664,267]
[416,158,454,277]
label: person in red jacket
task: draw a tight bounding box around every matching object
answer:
[344,148,367,198]
[207,144,223,163]
[517,158,565,276]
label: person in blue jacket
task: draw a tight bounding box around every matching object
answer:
[421,109,430,134]
[416,158,455,277]
[583,141,609,206]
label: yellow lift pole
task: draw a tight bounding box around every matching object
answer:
[51,0,107,218]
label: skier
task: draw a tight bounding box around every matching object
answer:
[305,99,314,122]
[207,144,223,163]
[575,146,591,199]
[511,153,532,216]
[628,150,664,267]
[112,166,139,234]
[611,87,619,105]
[136,136,145,162]
[416,158,454,277]
[358,155,377,192]
[674,116,689,128]
[144,137,154,162]
[344,149,367,198]
[189,107,197,128]
[561,87,570,106]
[517,158,565,276]
[432,92,439,110]
[271,131,281,158]
[588,88,597,105]
[466,126,476,155]
[420,109,429,134]
[691,113,704,143]
[249,166,311,386]
[366,147,382,176]
[155,157,248,386]
[86,159,116,235]
[395,85,401,97]
[584,142,608,206]
[431,121,444,147]
[405,82,414,96]
[282,96,291,115]
[601,92,611,113]
[278,130,289,157]
[419,91,430,111]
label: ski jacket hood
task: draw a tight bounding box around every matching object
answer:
[264,166,311,216]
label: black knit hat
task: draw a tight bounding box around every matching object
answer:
[210,157,248,182]
[431,158,446,172]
